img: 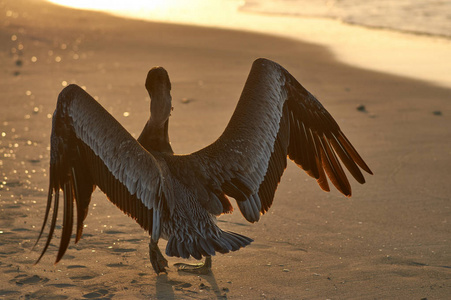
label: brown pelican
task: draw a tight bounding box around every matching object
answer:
[34,58,372,274]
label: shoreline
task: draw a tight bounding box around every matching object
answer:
[46,0,451,89]
[1,0,450,298]
[239,1,451,39]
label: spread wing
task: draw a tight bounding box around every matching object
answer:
[34,84,170,264]
[171,58,372,222]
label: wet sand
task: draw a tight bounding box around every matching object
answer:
[1,0,450,298]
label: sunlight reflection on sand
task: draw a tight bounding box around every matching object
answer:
[47,0,451,88]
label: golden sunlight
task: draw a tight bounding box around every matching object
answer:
[47,0,176,12]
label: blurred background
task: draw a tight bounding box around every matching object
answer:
[49,0,451,37]
[47,0,451,87]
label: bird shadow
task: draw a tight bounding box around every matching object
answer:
[156,270,227,299]
[155,274,176,300]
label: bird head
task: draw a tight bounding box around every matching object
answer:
[145,67,173,126]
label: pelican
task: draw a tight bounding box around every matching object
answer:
[34,58,372,274]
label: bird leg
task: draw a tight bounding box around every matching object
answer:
[174,256,212,275]
[149,239,168,274]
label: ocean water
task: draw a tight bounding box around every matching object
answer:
[242,0,451,38]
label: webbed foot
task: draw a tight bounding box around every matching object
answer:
[149,240,168,274]
[174,256,212,275]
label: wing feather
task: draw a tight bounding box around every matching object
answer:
[170,58,372,222]
[35,84,168,263]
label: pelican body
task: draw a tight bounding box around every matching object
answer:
[35,58,372,274]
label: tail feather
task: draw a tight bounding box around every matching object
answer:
[224,231,250,251]
[211,238,231,254]
[166,230,253,260]
[187,240,201,260]
[198,238,215,257]
[177,240,190,259]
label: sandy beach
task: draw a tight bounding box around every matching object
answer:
[1,0,450,298]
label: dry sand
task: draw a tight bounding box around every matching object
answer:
[1,0,450,298]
